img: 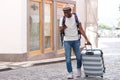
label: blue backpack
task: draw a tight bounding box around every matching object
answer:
[60,13,81,46]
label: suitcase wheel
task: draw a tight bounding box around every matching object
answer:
[103,67,106,73]
[85,75,88,77]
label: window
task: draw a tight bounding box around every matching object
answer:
[57,3,64,50]
[30,2,40,51]
[44,0,53,52]
[29,0,42,56]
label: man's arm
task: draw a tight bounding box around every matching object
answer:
[79,23,91,45]
[59,26,67,32]
[59,17,67,32]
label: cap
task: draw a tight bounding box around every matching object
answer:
[63,4,71,11]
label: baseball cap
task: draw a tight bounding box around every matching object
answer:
[63,4,71,11]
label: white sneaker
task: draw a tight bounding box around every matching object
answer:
[76,68,81,77]
[67,72,73,79]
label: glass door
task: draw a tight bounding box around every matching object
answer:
[29,0,42,56]
[44,0,53,52]
[56,3,64,53]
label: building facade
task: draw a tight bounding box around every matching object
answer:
[0,0,98,61]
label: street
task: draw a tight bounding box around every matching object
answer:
[0,38,120,80]
[98,38,120,54]
[0,55,120,80]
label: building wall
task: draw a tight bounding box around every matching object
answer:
[76,0,98,48]
[0,0,27,61]
[76,0,86,26]
[0,0,27,53]
[0,0,97,61]
[74,0,86,47]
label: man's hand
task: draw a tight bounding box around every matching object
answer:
[60,26,67,32]
[85,40,91,45]
[63,25,67,30]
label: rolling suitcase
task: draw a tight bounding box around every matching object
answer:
[81,45,105,77]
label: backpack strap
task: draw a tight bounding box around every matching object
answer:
[60,16,66,46]
[73,13,81,35]
[62,13,80,27]
[62,16,66,26]
[73,13,80,27]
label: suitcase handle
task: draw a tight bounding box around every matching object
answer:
[85,44,94,55]
[85,44,92,51]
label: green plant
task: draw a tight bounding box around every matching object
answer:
[118,21,120,28]
[98,24,110,29]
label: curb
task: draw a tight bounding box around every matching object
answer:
[0,56,76,72]
[0,66,12,72]
[0,68,12,72]
[1,54,119,72]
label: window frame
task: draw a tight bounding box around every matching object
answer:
[28,0,43,56]
[44,0,53,53]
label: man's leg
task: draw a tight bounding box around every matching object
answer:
[64,41,72,73]
[72,40,82,77]
[64,41,73,79]
[73,40,82,68]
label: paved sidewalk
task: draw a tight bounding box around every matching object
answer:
[0,56,78,71]
[0,55,120,80]
[0,38,120,80]
[0,56,66,71]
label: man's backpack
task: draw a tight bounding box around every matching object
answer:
[60,13,81,46]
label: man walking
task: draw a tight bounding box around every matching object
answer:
[59,5,91,79]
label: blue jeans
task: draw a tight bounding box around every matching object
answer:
[64,40,82,73]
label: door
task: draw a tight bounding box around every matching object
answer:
[44,0,53,53]
[28,0,42,56]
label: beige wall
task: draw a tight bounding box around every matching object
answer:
[75,0,86,47]
[85,0,98,48]
[75,0,98,48]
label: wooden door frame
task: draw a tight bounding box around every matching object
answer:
[27,0,76,57]
[27,0,43,56]
[44,0,53,53]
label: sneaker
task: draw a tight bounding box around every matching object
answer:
[76,68,81,77]
[67,72,73,79]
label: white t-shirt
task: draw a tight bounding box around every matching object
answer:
[59,14,80,41]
